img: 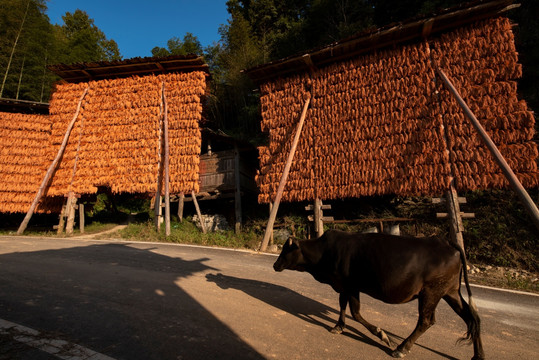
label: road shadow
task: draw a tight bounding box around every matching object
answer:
[206,273,460,360]
[205,272,391,354]
[0,243,265,360]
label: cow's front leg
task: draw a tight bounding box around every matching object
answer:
[330,293,348,334]
[349,294,392,347]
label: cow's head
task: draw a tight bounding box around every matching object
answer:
[273,237,306,272]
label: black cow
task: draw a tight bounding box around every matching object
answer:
[273,230,484,359]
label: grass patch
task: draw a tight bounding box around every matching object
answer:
[114,217,261,250]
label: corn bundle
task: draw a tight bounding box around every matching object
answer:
[432,17,538,191]
[47,71,206,197]
[0,112,61,213]
[256,17,538,204]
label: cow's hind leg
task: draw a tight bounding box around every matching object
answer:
[443,290,484,360]
[330,293,348,334]
[392,292,439,358]
[348,294,392,347]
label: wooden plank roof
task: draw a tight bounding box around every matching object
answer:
[48,54,210,83]
[243,0,518,84]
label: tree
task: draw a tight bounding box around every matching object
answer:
[0,0,54,101]
[55,10,121,64]
[0,3,121,102]
[151,33,204,57]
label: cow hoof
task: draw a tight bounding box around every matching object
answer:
[391,350,407,358]
[330,325,343,334]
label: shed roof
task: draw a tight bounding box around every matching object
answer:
[48,54,210,84]
[244,0,518,84]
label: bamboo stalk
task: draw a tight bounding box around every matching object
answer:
[436,67,539,232]
[17,86,89,234]
[260,95,311,251]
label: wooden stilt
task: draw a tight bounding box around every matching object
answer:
[191,191,207,234]
[446,184,465,252]
[79,203,85,234]
[260,96,311,251]
[65,193,77,235]
[17,87,89,234]
[314,199,323,238]
[436,68,539,232]
[57,200,67,234]
[234,143,242,234]
[269,203,274,245]
[154,195,163,231]
[178,192,185,223]
[162,83,171,236]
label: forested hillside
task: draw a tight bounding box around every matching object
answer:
[0,0,120,102]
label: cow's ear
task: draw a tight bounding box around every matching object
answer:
[287,238,293,247]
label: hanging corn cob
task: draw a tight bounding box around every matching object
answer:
[256,17,538,204]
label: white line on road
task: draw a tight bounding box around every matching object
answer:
[0,318,115,360]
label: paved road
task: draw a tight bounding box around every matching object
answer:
[0,236,537,359]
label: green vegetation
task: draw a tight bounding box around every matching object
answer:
[114,218,261,250]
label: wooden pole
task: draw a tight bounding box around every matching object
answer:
[162,83,171,236]
[57,201,67,234]
[269,203,274,245]
[191,191,207,234]
[436,68,539,232]
[65,192,76,235]
[17,86,89,234]
[234,143,242,234]
[446,185,465,252]
[178,192,185,222]
[260,96,311,251]
[314,198,324,238]
[154,83,164,232]
[79,203,85,234]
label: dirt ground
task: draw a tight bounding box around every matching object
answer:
[467,263,538,293]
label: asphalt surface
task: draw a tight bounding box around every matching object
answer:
[0,236,537,360]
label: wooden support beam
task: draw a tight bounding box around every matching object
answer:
[314,198,324,237]
[162,82,171,237]
[192,191,207,234]
[308,215,335,222]
[260,95,311,251]
[436,67,539,233]
[234,143,242,233]
[65,192,77,236]
[57,202,67,235]
[17,86,89,235]
[432,197,467,204]
[436,212,475,219]
[178,192,184,222]
[79,203,85,234]
[305,204,332,211]
[445,186,465,252]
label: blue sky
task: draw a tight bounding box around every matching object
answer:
[46,0,231,59]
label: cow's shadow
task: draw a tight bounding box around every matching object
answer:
[206,273,391,354]
[206,273,460,360]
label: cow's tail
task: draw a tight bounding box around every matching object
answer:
[451,241,481,345]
